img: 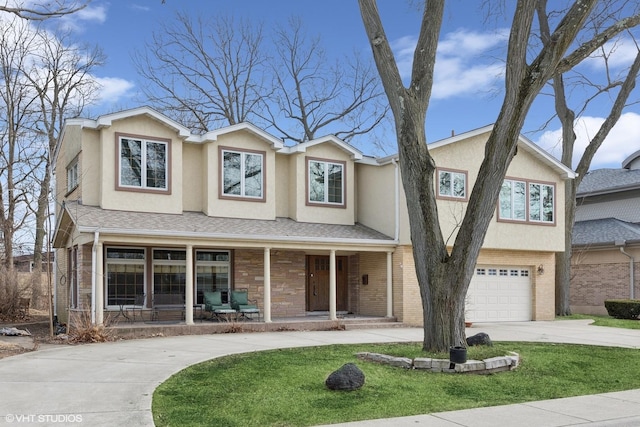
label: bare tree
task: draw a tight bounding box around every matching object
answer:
[359,0,640,352]
[135,12,389,146]
[262,17,389,145]
[25,29,104,283]
[0,1,87,21]
[541,2,640,315]
[0,17,43,270]
[134,12,269,132]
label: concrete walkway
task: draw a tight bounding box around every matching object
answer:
[1,320,640,426]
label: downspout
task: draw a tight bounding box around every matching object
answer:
[392,158,400,241]
[616,240,635,300]
[91,231,99,324]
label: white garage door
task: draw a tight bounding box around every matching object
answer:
[466,266,532,322]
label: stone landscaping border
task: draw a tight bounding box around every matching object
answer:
[356,351,520,374]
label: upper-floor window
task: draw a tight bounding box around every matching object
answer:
[67,160,78,193]
[220,148,264,200]
[499,178,554,224]
[117,134,169,192]
[307,158,345,206]
[437,168,467,200]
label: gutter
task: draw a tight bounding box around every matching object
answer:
[615,240,635,300]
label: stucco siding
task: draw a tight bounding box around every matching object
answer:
[99,116,184,213]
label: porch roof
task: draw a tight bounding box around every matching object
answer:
[53,201,396,249]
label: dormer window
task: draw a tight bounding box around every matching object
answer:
[117,133,169,193]
[307,158,345,206]
[220,147,265,201]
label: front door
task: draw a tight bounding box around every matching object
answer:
[306,255,348,311]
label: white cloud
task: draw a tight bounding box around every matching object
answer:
[94,76,135,105]
[582,37,639,71]
[390,28,509,100]
[535,112,640,170]
[58,4,107,33]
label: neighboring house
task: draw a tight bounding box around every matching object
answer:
[52,107,574,326]
[571,151,640,315]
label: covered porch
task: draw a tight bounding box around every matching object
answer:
[54,203,398,327]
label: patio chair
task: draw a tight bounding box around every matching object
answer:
[130,294,146,323]
[230,289,261,321]
[203,290,236,321]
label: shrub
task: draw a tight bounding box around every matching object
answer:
[0,266,28,320]
[68,310,114,343]
[604,299,640,320]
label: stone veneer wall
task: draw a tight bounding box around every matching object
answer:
[233,249,307,318]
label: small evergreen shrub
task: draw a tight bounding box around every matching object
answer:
[604,299,640,320]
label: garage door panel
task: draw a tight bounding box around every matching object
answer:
[466,265,532,323]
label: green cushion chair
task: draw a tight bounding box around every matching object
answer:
[203,291,235,320]
[230,289,261,321]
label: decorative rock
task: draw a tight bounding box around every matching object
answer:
[484,356,510,370]
[325,363,365,391]
[466,332,493,347]
[357,352,412,368]
[454,360,485,373]
[413,358,432,369]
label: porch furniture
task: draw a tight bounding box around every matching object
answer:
[152,293,185,321]
[203,291,236,321]
[130,294,146,322]
[230,289,261,321]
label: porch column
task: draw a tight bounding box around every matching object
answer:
[386,251,393,318]
[329,249,337,321]
[185,245,194,325]
[95,242,104,325]
[263,247,272,323]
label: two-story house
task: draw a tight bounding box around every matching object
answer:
[52,107,574,326]
[571,150,640,315]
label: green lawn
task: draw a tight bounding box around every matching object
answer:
[560,313,640,329]
[153,342,640,427]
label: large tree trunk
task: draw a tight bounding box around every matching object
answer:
[556,180,576,315]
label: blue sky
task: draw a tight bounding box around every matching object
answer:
[50,0,640,170]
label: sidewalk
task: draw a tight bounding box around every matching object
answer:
[1,320,640,426]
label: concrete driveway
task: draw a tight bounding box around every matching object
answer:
[1,319,640,427]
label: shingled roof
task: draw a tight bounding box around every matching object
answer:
[577,168,640,196]
[572,218,640,247]
[54,201,395,247]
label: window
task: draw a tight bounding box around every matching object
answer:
[69,247,78,309]
[499,179,554,224]
[221,148,264,200]
[153,249,186,297]
[499,180,526,220]
[106,247,145,307]
[118,134,168,191]
[476,268,486,275]
[308,158,345,206]
[438,169,467,199]
[529,182,554,223]
[67,161,78,193]
[196,251,230,304]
